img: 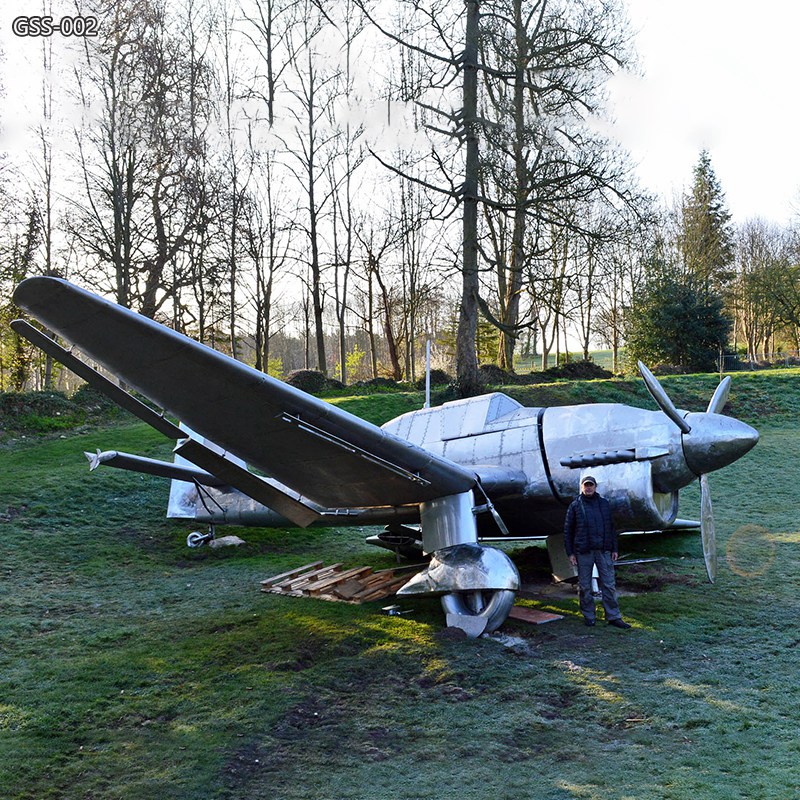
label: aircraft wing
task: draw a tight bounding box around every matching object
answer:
[13,277,477,509]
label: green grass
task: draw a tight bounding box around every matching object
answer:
[327,391,426,425]
[2,371,800,798]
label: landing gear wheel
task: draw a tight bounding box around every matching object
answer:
[186,525,216,548]
[186,531,207,548]
[441,589,516,637]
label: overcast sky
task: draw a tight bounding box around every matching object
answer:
[609,0,800,226]
[2,1,799,226]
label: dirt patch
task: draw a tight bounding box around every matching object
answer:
[221,739,269,787]
[266,639,324,673]
[267,655,316,672]
[517,558,698,597]
[434,626,468,642]
[272,696,345,740]
[615,563,700,592]
[0,505,28,523]
[539,689,576,720]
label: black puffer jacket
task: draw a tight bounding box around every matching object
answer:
[564,493,617,555]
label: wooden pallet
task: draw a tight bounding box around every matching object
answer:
[260,561,422,604]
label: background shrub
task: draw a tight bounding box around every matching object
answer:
[285,369,328,394]
[414,369,453,389]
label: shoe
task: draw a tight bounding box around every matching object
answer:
[584,618,596,627]
[607,619,632,629]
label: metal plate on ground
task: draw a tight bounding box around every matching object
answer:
[507,606,564,625]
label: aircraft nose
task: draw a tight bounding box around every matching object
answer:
[682,413,759,476]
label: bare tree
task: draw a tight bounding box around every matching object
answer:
[731,219,792,360]
[358,0,634,391]
[69,0,214,318]
[478,0,636,370]
[278,0,349,375]
[217,0,256,356]
[326,0,367,384]
[354,212,404,379]
[594,219,650,373]
[240,0,298,126]
[69,0,152,308]
[240,150,295,373]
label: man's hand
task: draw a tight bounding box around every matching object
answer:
[612,552,619,561]
[569,555,577,567]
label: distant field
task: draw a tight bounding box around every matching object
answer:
[515,349,616,372]
[1,370,798,799]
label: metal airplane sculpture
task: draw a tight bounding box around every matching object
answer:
[12,277,759,636]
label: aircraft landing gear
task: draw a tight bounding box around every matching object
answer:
[187,525,216,548]
[397,543,520,637]
[441,589,516,637]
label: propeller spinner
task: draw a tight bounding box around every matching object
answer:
[637,362,758,582]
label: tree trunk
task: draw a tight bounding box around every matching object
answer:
[455,0,481,397]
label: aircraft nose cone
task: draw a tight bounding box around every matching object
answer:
[682,413,759,476]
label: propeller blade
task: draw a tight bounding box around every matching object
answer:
[637,361,692,434]
[700,473,717,582]
[707,375,731,414]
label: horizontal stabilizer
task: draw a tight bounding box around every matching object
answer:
[85,449,226,486]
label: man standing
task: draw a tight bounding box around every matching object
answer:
[564,475,631,629]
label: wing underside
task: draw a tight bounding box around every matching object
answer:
[13,277,476,510]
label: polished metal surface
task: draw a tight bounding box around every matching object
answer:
[419,491,478,553]
[706,375,731,414]
[13,277,477,509]
[700,473,717,582]
[441,590,516,637]
[397,543,520,596]
[85,449,225,486]
[14,276,761,634]
[681,412,759,477]
[638,360,692,434]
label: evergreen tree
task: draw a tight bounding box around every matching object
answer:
[624,272,731,373]
[681,150,735,295]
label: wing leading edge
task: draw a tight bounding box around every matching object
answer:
[13,277,476,509]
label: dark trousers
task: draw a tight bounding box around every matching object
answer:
[576,550,622,622]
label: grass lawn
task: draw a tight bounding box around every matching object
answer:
[1,370,798,799]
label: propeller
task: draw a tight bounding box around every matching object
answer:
[700,474,717,582]
[706,375,731,414]
[637,361,691,433]
[698,375,732,580]
[637,362,738,584]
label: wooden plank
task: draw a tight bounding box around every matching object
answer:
[368,568,399,578]
[260,561,324,589]
[350,575,409,602]
[266,588,305,598]
[358,585,408,602]
[261,561,422,603]
[281,563,343,590]
[371,563,427,576]
[304,566,373,594]
[331,578,367,600]
[358,574,390,588]
[508,606,563,625]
